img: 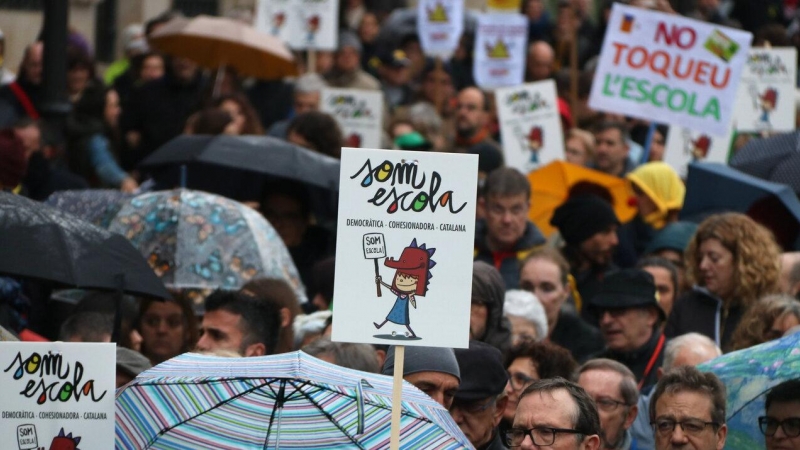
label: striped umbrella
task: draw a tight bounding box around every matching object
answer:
[116,352,472,449]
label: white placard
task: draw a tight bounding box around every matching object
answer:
[589,4,752,136]
[331,148,478,349]
[733,48,797,132]
[293,0,339,50]
[664,125,733,178]
[254,0,294,45]
[473,13,528,89]
[0,343,115,450]
[320,88,385,149]
[418,0,464,58]
[496,81,565,173]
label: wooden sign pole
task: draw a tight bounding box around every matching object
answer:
[308,49,317,74]
[389,345,405,450]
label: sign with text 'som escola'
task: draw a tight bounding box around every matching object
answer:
[332,148,477,349]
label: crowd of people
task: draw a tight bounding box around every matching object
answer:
[1,0,800,449]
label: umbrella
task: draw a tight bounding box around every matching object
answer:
[729,131,800,193]
[45,189,134,228]
[527,161,637,238]
[697,332,800,450]
[149,15,298,81]
[115,352,472,449]
[107,189,307,312]
[680,162,800,250]
[139,134,341,192]
[0,192,169,299]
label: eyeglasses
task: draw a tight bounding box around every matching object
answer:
[652,418,719,436]
[508,371,535,391]
[759,416,800,437]
[594,397,629,412]
[505,426,584,447]
[450,397,496,414]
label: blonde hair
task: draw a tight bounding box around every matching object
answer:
[566,128,596,160]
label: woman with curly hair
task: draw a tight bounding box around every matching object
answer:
[211,93,264,135]
[729,294,800,351]
[665,213,782,351]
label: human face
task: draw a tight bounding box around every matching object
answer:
[632,183,658,219]
[653,391,726,450]
[526,43,554,82]
[456,88,487,137]
[261,193,307,247]
[767,313,800,341]
[565,136,590,166]
[578,369,636,449]
[358,13,379,43]
[405,371,460,409]
[23,43,43,85]
[643,266,676,318]
[421,69,454,105]
[697,239,735,299]
[450,396,503,448]
[140,301,187,364]
[196,309,248,356]
[335,46,360,73]
[598,307,656,352]
[220,100,245,135]
[484,193,530,251]
[594,128,629,176]
[294,91,320,114]
[504,357,539,422]
[140,55,164,81]
[470,302,488,340]
[508,315,539,346]
[519,258,569,330]
[513,389,599,450]
[763,400,800,450]
[578,226,619,267]
[649,131,666,161]
[104,90,121,129]
[67,66,90,96]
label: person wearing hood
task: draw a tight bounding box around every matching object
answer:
[626,162,685,231]
[475,168,546,290]
[471,262,512,354]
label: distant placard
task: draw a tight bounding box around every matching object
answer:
[664,125,733,178]
[418,0,464,58]
[321,88,385,149]
[733,48,797,132]
[473,13,528,89]
[254,0,339,50]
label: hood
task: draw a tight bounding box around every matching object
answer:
[627,162,685,229]
[471,261,511,352]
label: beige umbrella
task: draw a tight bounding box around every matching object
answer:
[149,15,298,82]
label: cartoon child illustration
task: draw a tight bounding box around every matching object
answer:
[689,135,711,161]
[757,87,777,131]
[306,15,320,43]
[373,239,435,338]
[526,126,543,164]
[271,12,285,35]
[347,133,362,148]
[48,428,81,450]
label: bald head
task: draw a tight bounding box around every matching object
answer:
[661,333,721,376]
[780,252,800,296]
[527,41,554,81]
[21,42,44,85]
[455,87,490,137]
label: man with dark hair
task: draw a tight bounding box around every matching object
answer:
[509,377,601,449]
[576,359,639,450]
[475,167,546,290]
[59,312,113,342]
[454,86,498,153]
[286,111,343,159]
[650,366,727,450]
[593,121,634,178]
[760,379,800,450]
[637,256,680,319]
[196,290,282,357]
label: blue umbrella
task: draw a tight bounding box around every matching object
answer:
[698,332,800,450]
[680,162,800,250]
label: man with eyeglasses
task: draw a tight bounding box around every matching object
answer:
[508,377,601,449]
[649,366,727,450]
[453,87,499,153]
[576,359,639,450]
[760,378,800,450]
[451,340,510,450]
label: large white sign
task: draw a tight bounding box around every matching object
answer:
[664,125,733,178]
[0,343,115,450]
[418,0,464,58]
[496,81,565,173]
[321,88,385,149]
[254,0,339,50]
[331,148,478,349]
[733,47,797,132]
[589,4,752,136]
[474,13,528,89]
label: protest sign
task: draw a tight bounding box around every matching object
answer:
[733,47,797,132]
[331,148,477,349]
[321,88,384,149]
[0,342,115,450]
[496,80,564,173]
[589,4,752,136]
[254,0,294,44]
[418,0,464,58]
[255,0,338,50]
[473,13,528,89]
[487,0,523,13]
[664,125,733,178]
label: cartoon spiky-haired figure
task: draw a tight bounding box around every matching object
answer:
[373,239,436,338]
[49,428,81,450]
[757,87,777,131]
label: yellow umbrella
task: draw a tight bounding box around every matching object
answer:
[528,161,637,238]
[149,15,298,81]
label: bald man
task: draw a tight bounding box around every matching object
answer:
[526,40,555,82]
[780,252,800,298]
[0,42,44,126]
[453,87,500,153]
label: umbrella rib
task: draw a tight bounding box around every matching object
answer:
[288,379,368,450]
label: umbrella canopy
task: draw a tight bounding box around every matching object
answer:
[107,189,306,312]
[45,189,134,228]
[527,161,637,238]
[680,162,800,250]
[0,192,169,299]
[698,332,800,450]
[140,134,341,192]
[149,15,298,80]
[729,131,800,193]
[116,352,472,449]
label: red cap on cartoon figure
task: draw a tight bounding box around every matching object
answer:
[384,239,436,296]
[760,88,777,105]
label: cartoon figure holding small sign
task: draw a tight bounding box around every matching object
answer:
[757,87,777,131]
[371,238,436,339]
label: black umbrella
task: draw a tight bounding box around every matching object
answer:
[139,134,341,191]
[729,131,800,193]
[0,192,170,299]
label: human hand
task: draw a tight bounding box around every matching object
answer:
[120,177,138,193]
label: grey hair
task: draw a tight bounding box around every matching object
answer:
[301,337,380,373]
[294,73,327,94]
[575,358,638,406]
[663,332,721,370]
[407,102,444,132]
[292,311,332,349]
[504,289,548,341]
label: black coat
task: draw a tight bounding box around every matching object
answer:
[665,288,744,352]
[550,308,605,363]
[595,330,665,392]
